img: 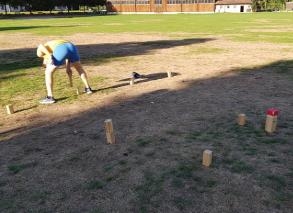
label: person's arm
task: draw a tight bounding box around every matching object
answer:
[66,60,73,87]
[37,44,51,57]
[37,44,53,66]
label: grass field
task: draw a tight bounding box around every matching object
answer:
[0,13,292,212]
[1,13,293,107]
[1,13,293,40]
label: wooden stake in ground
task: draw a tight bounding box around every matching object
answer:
[237,113,246,126]
[6,104,14,115]
[167,71,172,78]
[265,108,279,134]
[202,150,213,167]
[104,119,116,144]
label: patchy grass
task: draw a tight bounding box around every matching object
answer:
[172,196,192,211]
[86,180,105,190]
[230,160,254,174]
[7,164,25,174]
[134,171,164,213]
[0,13,293,213]
[134,137,153,147]
[7,162,37,174]
[0,65,106,106]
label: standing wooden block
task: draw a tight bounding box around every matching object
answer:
[265,115,277,133]
[167,71,172,78]
[130,78,135,86]
[104,119,116,144]
[6,104,14,115]
[237,113,246,126]
[265,108,279,134]
[202,150,213,167]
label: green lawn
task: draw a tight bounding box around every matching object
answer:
[1,13,293,42]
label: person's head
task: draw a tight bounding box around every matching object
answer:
[36,45,44,58]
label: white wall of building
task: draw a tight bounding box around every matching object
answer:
[0,4,25,12]
[215,4,252,13]
[54,6,68,11]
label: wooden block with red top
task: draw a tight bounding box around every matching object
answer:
[265,108,279,134]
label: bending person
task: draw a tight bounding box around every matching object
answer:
[37,40,92,104]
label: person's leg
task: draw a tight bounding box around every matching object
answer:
[72,61,92,91]
[45,63,57,97]
[66,42,92,93]
[66,59,73,87]
[39,64,57,104]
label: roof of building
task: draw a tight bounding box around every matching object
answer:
[215,0,252,5]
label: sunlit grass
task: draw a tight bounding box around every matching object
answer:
[1,12,293,107]
[0,65,106,106]
[0,13,293,43]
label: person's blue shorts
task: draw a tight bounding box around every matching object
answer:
[52,42,80,66]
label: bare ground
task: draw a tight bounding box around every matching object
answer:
[0,34,292,212]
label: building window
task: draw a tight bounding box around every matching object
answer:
[136,0,150,4]
[111,0,136,4]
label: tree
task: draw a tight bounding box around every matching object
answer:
[0,0,8,14]
[252,0,286,11]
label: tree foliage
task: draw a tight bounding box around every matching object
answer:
[252,0,286,11]
[0,0,107,12]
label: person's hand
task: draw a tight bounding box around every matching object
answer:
[43,55,53,66]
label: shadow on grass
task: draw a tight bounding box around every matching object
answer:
[97,72,180,91]
[0,26,49,31]
[0,59,292,212]
[0,24,90,32]
[15,105,38,113]
[1,59,292,139]
[118,72,180,82]
[0,38,214,73]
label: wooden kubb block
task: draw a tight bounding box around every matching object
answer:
[130,78,135,86]
[237,113,246,126]
[265,108,279,134]
[104,119,116,144]
[265,115,277,133]
[6,104,14,115]
[202,150,213,167]
[167,71,172,78]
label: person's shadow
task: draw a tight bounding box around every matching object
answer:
[97,72,180,92]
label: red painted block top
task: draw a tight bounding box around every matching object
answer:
[266,108,279,116]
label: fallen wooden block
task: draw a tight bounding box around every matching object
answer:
[6,104,14,115]
[130,78,135,86]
